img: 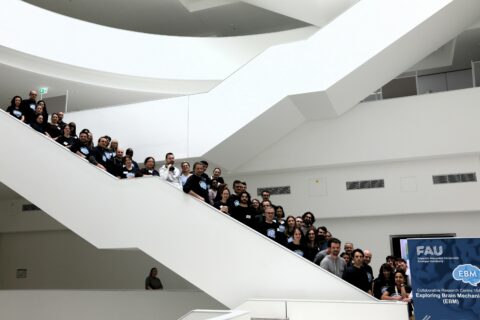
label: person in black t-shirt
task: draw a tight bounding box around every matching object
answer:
[56,125,77,148]
[256,206,285,245]
[287,227,307,257]
[6,96,24,122]
[213,187,230,214]
[342,249,372,294]
[91,136,112,171]
[30,114,50,136]
[230,191,256,228]
[20,90,38,124]
[145,267,163,290]
[140,157,160,176]
[211,167,225,184]
[119,156,139,179]
[70,131,92,159]
[183,162,209,203]
[47,113,62,139]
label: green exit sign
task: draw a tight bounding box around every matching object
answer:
[39,87,48,94]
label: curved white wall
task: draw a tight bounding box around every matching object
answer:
[0,0,316,84]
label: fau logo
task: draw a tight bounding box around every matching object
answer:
[417,246,443,256]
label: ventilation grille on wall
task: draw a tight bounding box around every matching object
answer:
[257,186,291,196]
[346,179,385,190]
[22,204,40,212]
[432,173,477,184]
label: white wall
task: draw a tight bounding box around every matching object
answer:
[0,230,196,290]
[0,290,224,320]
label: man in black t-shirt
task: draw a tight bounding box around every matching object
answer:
[70,131,92,159]
[92,136,113,171]
[342,249,372,294]
[230,192,256,229]
[256,206,285,244]
[183,162,209,203]
[20,90,38,124]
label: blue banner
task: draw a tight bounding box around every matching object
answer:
[408,238,480,320]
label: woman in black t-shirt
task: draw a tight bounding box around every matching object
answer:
[214,187,230,214]
[373,263,394,299]
[284,215,296,244]
[56,125,77,148]
[140,157,159,176]
[30,114,50,137]
[47,112,62,139]
[305,228,319,262]
[120,156,139,179]
[382,270,413,317]
[6,96,24,122]
[287,227,307,257]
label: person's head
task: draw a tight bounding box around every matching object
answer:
[97,136,108,148]
[239,191,250,204]
[302,211,315,226]
[221,188,230,200]
[317,226,327,240]
[394,270,406,287]
[344,242,354,256]
[35,114,43,124]
[51,112,59,124]
[261,200,271,210]
[386,255,396,268]
[116,148,124,158]
[251,198,260,209]
[62,124,71,136]
[29,90,38,100]
[295,216,303,229]
[378,263,393,280]
[87,132,93,144]
[261,190,270,201]
[79,131,88,143]
[240,181,247,192]
[340,252,351,264]
[193,162,204,176]
[165,152,174,165]
[352,249,364,267]
[328,238,341,257]
[200,160,208,171]
[123,155,133,167]
[58,112,64,121]
[212,167,221,178]
[180,161,190,173]
[110,139,118,150]
[325,231,332,241]
[126,148,134,157]
[68,122,76,136]
[293,227,303,244]
[211,179,218,190]
[233,180,243,195]
[37,100,46,108]
[11,95,22,107]
[149,267,158,277]
[275,206,285,219]
[35,104,43,114]
[307,228,316,243]
[396,258,407,272]
[286,216,296,230]
[364,249,372,265]
[144,157,156,170]
[264,206,275,223]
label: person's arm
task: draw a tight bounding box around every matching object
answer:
[381,288,402,301]
[183,177,205,201]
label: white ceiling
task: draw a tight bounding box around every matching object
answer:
[22,0,308,36]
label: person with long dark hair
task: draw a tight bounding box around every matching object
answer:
[145,267,163,290]
[56,124,77,148]
[373,263,394,299]
[30,114,50,137]
[382,270,413,317]
[287,227,307,257]
[305,228,319,262]
[6,95,24,122]
[140,157,159,176]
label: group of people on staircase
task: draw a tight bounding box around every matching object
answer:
[4,90,413,317]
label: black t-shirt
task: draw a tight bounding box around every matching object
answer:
[120,166,139,179]
[342,266,371,293]
[287,242,307,258]
[256,221,286,244]
[92,146,113,167]
[20,98,37,123]
[30,122,46,135]
[183,174,209,203]
[6,106,24,120]
[139,168,159,176]
[70,140,92,158]
[373,277,393,299]
[363,264,374,284]
[56,135,77,148]
[47,123,62,139]
[230,205,257,228]
[305,245,320,262]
